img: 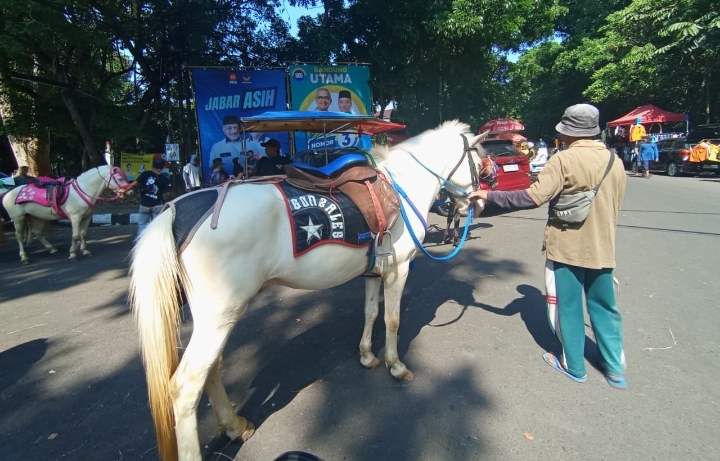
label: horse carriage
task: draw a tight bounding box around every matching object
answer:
[128,112,491,461]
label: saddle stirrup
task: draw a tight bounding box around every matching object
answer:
[374,230,393,257]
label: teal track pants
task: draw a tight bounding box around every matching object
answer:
[545,259,626,378]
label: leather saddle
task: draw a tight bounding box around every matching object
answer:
[35,177,73,206]
[284,154,401,237]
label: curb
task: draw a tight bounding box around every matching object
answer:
[56,213,140,227]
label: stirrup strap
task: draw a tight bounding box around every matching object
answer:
[364,179,387,244]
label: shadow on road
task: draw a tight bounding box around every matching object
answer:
[1,221,523,461]
[0,226,135,305]
[0,338,48,393]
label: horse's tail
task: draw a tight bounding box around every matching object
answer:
[129,208,182,461]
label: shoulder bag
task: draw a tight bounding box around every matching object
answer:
[548,151,615,224]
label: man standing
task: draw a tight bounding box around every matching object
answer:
[254,139,290,177]
[469,104,628,389]
[183,155,202,191]
[338,90,353,113]
[121,156,171,237]
[209,115,243,172]
[314,88,331,111]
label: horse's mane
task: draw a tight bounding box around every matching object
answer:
[370,120,471,163]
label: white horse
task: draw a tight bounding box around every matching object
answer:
[129,121,488,461]
[1,165,129,263]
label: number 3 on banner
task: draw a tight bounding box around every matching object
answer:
[339,133,357,147]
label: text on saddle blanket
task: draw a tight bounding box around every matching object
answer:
[276,181,374,257]
[283,163,401,237]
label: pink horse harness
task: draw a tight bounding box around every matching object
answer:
[14,167,128,218]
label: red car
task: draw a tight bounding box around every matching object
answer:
[480,139,532,191]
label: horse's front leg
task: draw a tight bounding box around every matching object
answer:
[68,217,82,260]
[452,213,461,247]
[383,261,413,382]
[442,202,456,244]
[359,276,382,369]
[79,214,93,257]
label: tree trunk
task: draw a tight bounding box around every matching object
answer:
[59,88,104,168]
[705,69,710,124]
[0,94,51,176]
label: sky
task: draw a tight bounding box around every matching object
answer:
[278,2,321,37]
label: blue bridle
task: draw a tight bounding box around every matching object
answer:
[386,134,480,261]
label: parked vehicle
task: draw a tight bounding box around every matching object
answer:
[685,124,720,144]
[479,139,532,191]
[651,138,693,176]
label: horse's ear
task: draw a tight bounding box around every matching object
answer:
[469,131,490,147]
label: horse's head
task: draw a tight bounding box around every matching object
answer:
[97,165,130,193]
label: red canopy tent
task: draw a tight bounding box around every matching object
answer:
[607,104,685,127]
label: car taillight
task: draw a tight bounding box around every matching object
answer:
[679,148,691,161]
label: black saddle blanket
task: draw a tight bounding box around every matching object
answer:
[275,181,372,257]
[170,189,219,252]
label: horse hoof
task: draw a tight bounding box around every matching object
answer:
[361,356,381,369]
[238,421,255,442]
[83,252,93,257]
[21,259,30,265]
[393,369,414,382]
[49,249,58,255]
[69,256,78,261]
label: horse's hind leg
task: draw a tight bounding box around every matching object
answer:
[174,312,253,460]
[13,218,30,263]
[31,220,58,255]
[205,356,254,441]
[359,276,382,369]
[383,261,413,382]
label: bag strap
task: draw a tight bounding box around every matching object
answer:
[592,151,615,193]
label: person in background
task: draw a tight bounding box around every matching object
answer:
[12,166,36,186]
[232,157,245,179]
[636,135,659,178]
[468,104,628,389]
[210,158,230,185]
[183,154,202,192]
[531,140,549,169]
[121,156,171,237]
[254,138,290,176]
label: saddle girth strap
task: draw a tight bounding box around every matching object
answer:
[210,181,233,229]
[364,179,387,244]
[52,186,68,219]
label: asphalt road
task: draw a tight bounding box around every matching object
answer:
[1,173,718,461]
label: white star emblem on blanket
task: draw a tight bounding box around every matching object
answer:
[300,217,323,244]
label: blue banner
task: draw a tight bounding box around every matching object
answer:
[191,69,290,180]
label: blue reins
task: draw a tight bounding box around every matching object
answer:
[384,134,479,262]
[386,169,473,261]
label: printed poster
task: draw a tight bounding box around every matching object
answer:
[120,153,169,181]
[190,69,290,180]
[288,65,373,152]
